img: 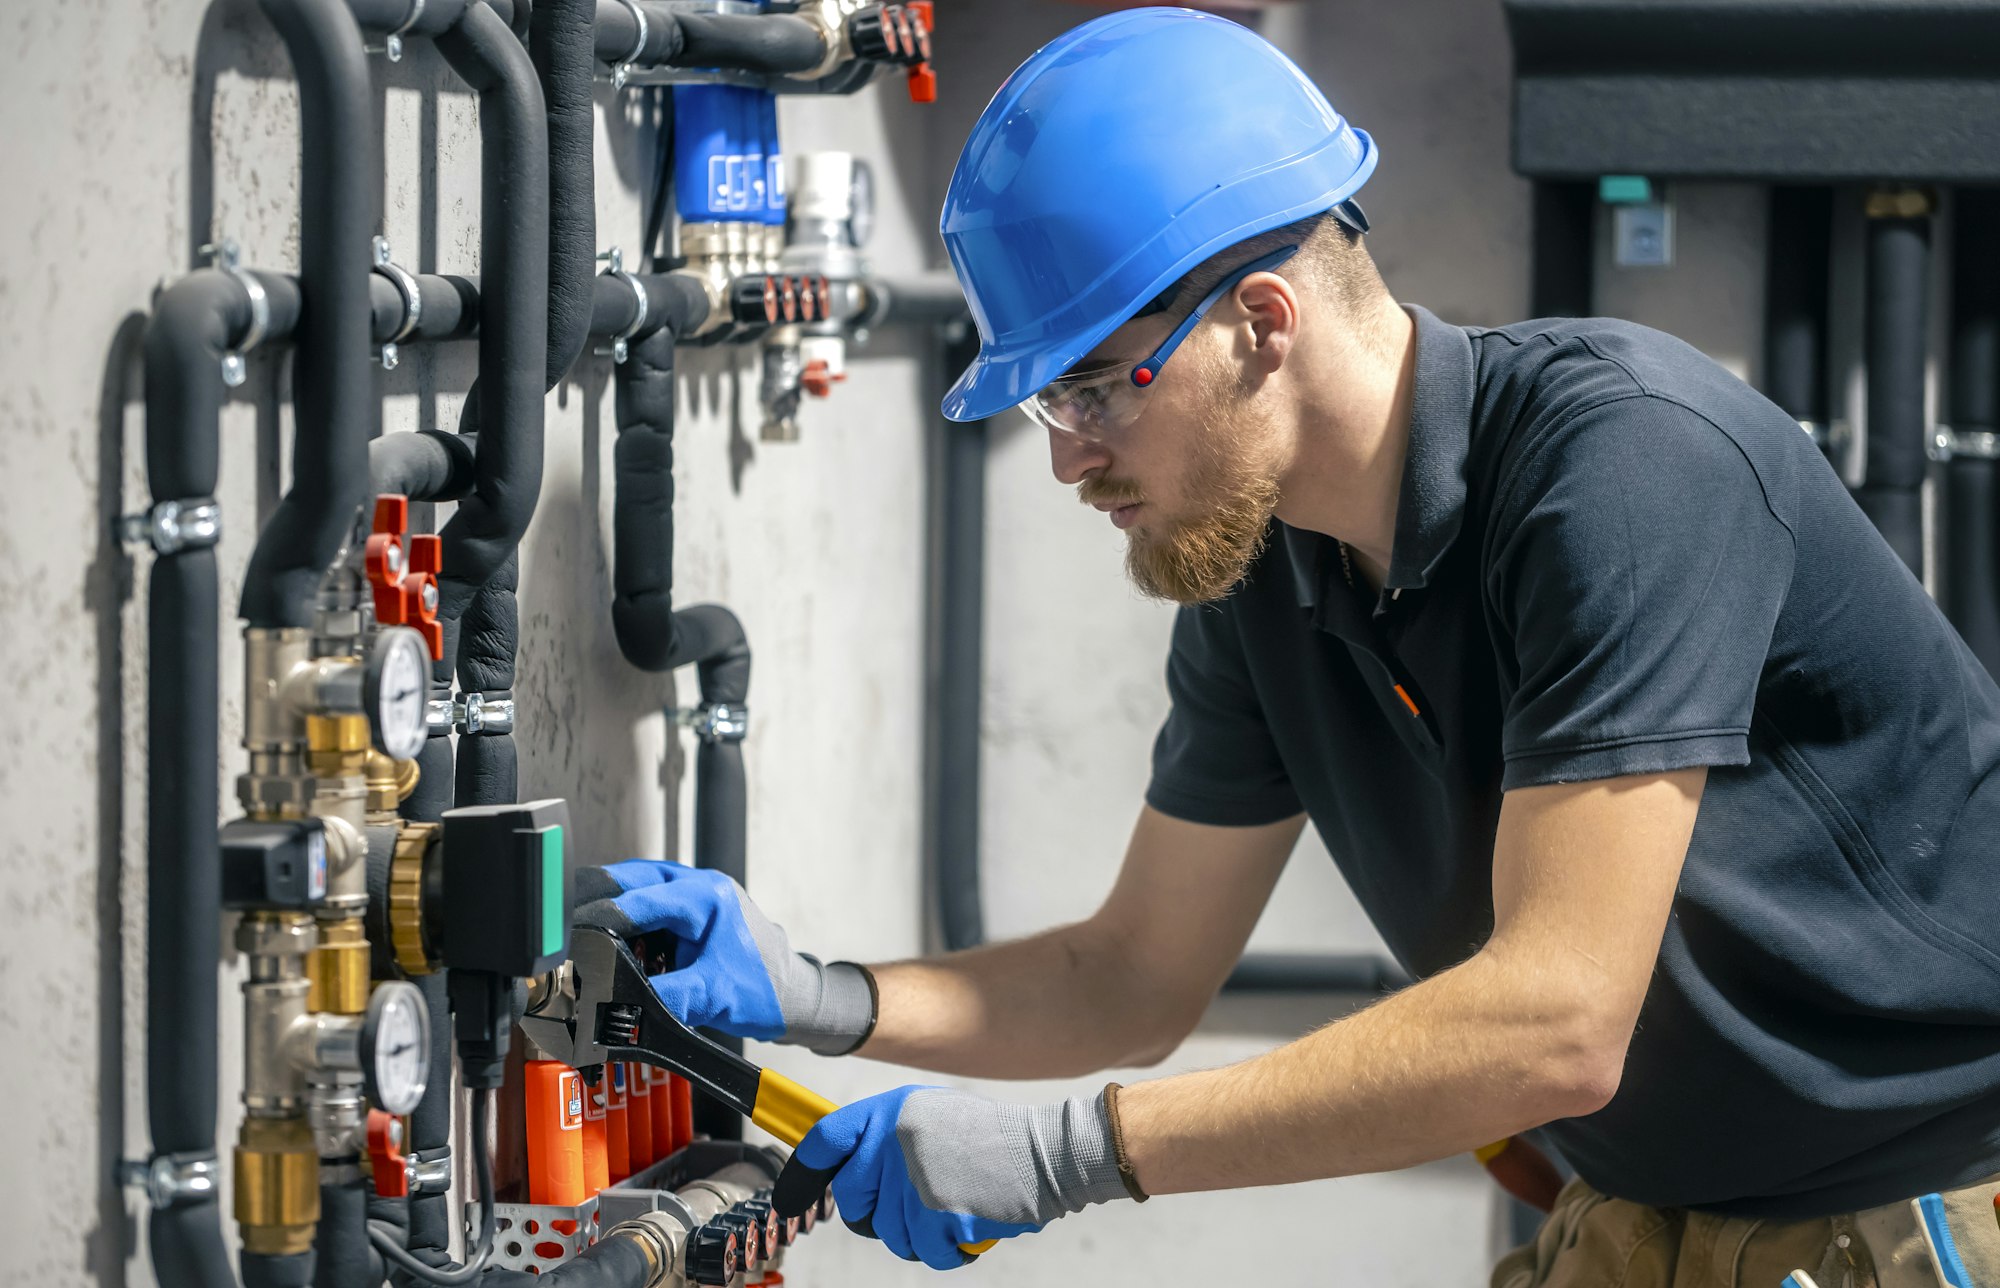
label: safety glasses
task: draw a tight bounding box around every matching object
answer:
[1022,243,1302,439]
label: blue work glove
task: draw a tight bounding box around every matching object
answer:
[773,1085,1131,1270]
[573,860,875,1054]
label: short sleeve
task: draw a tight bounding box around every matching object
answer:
[1145,602,1304,825]
[1489,396,1795,790]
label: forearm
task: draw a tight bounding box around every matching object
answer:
[1118,945,1619,1194]
[858,919,1177,1079]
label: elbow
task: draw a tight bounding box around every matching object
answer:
[1533,1009,1633,1119]
[1123,996,1207,1068]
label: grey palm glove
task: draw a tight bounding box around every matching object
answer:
[774,1085,1133,1269]
[572,860,876,1054]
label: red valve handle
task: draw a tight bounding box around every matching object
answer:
[364,494,445,660]
[368,1110,410,1198]
[906,2,935,103]
[802,359,848,400]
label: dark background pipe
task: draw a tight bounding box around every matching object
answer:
[1529,180,1595,318]
[239,0,374,630]
[368,272,480,345]
[314,1170,376,1288]
[926,321,989,954]
[1762,185,1834,458]
[532,0,599,387]
[1854,197,1934,577]
[1946,188,2000,674]
[144,269,304,1288]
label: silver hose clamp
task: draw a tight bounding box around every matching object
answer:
[459,692,517,737]
[121,1152,221,1210]
[198,239,269,388]
[426,696,457,736]
[371,236,424,370]
[409,1151,453,1195]
[596,247,649,364]
[608,0,648,89]
[120,497,223,554]
[677,702,749,744]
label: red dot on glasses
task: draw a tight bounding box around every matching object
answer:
[1131,367,1154,387]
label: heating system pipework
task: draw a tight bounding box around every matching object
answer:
[121,2,956,1286]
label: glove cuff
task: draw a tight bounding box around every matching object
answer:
[1013,1092,1133,1217]
[787,957,878,1056]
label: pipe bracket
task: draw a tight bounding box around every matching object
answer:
[596,247,650,363]
[607,0,648,89]
[371,236,424,370]
[1933,426,2000,462]
[121,1151,221,1210]
[408,1149,453,1195]
[197,239,269,387]
[677,702,748,744]
[121,497,222,554]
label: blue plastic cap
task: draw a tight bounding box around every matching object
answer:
[938,8,1379,422]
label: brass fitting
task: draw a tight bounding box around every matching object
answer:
[235,1114,319,1255]
[1865,186,1937,220]
[388,822,442,977]
[364,750,420,816]
[307,916,371,1015]
[307,712,370,756]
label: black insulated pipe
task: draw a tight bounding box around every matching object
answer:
[315,1173,376,1288]
[143,269,304,1288]
[433,2,551,628]
[593,1,827,73]
[1854,192,1934,577]
[1530,180,1595,319]
[367,271,480,345]
[602,295,753,1140]
[532,0,598,388]
[239,0,374,630]
[1946,188,2000,673]
[1762,186,1834,454]
[480,1230,656,1288]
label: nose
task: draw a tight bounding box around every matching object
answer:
[1047,425,1111,486]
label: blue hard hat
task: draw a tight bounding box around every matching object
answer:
[938,7,1378,423]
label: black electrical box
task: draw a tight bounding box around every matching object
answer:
[220,817,329,910]
[1504,0,2000,181]
[439,799,572,976]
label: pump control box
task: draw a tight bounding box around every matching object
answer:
[439,800,572,976]
[220,817,329,910]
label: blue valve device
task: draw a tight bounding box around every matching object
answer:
[674,84,786,225]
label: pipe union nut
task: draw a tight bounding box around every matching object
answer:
[237,912,318,959]
[239,773,320,816]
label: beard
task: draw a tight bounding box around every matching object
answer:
[1080,362,1281,605]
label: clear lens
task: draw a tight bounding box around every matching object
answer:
[1022,365,1143,438]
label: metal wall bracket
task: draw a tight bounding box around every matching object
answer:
[197,239,268,387]
[371,236,423,370]
[595,247,648,363]
[366,0,425,60]
[1933,426,2000,462]
[459,692,517,736]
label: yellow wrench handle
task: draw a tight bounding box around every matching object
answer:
[751,1069,1000,1258]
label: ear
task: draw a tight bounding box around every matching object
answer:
[1230,270,1299,375]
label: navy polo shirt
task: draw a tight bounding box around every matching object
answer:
[1147,305,2000,1217]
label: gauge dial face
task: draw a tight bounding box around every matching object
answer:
[367,628,429,761]
[363,982,430,1115]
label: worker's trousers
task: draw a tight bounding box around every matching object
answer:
[1491,1173,2000,1288]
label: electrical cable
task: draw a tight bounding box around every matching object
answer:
[367,1089,497,1285]
[642,87,676,272]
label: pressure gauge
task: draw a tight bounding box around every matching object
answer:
[360,981,430,1115]
[365,627,429,761]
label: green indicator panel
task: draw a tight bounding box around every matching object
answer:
[540,824,565,956]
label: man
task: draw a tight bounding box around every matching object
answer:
[579,10,2000,1284]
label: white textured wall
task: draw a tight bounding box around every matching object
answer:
[0,0,1784,1284]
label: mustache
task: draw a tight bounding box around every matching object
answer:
[1077,477,1145,508]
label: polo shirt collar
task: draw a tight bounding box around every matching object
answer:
[1385,304,1476,592]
